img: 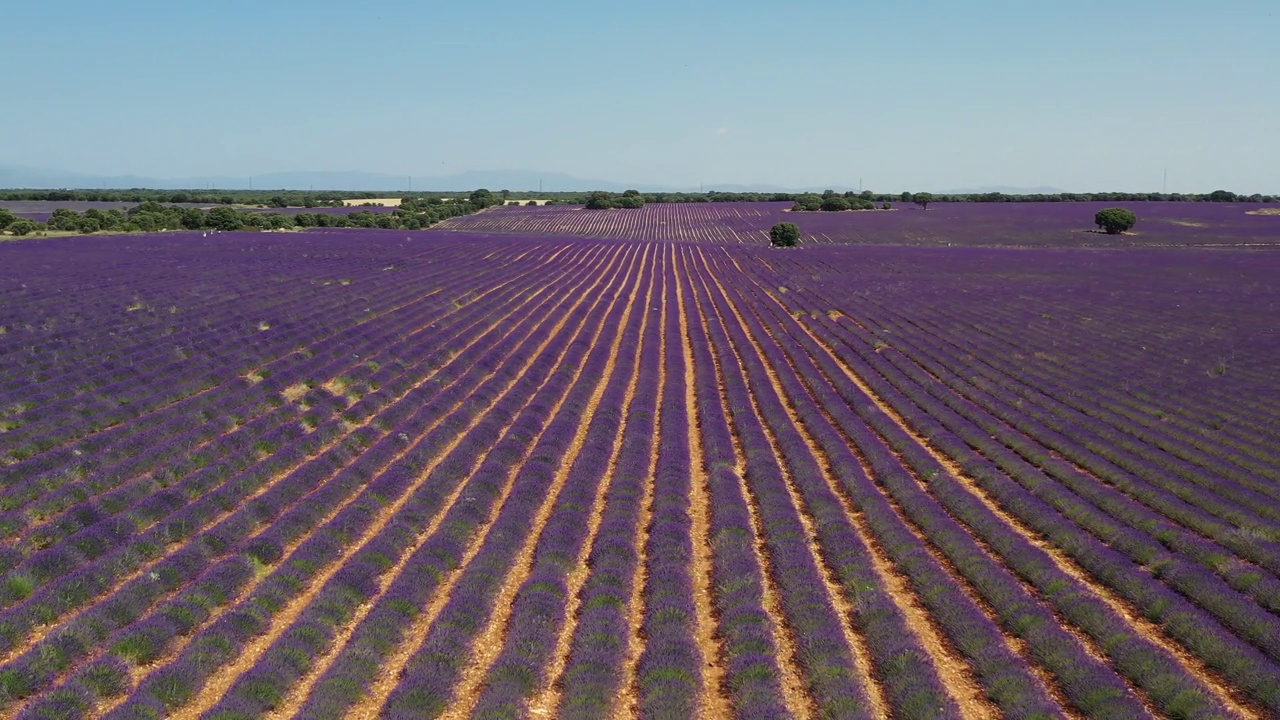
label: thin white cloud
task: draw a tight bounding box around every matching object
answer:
[714,127,729,137]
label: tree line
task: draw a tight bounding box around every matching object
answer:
[3,187,1273,207]
[0,198,490,237]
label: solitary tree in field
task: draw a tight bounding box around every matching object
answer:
[914,192,934,209]
[1095,208,1137,235]
[769,222,800,247]
[0,209,15,230]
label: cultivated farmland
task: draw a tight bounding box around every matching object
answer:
[1,218,1278,719]
[436,201,1280,248]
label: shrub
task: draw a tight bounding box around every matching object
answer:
[1095,207,1137,235]
[7,220,39,236]
[769,223,800,248]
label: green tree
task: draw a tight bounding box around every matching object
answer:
[900,191,913,203]
[1208,190,1237,202]
[792,195,822,212]
[914,192,934,209]
[1094,208,1137,235]
[77,217,102,234]
[0,209,15,230]
[469,188,496,208]
[769,222,800,247]
[584,191,615,209]
[8,219,39,236]
[820,197,851,211]
[49,208,82,231]
[206,206,243,231]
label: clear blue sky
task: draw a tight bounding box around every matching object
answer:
[3,0,1276,192]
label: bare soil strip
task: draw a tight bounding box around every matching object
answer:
[725,269,1098,717]
[672,247,734,719]
[438,244,653,718]
[615,245,669,719]
[343,245,641,719]
[164,245,631,720]
[691,248,952,717]
[681,247,818,718]
[776,292,1257,719]
[526,247,659,717]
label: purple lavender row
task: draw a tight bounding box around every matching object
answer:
[1,244,604,714]
[553,261,664,718]
[758,281,1249,717]
[283,245,635,720]
[0,229,483,423]
[800,297,1280,698]
[0,255,447,471]
[632,258,706,719]
[437,202,790,244]
[0,247,551,625]
[683,255,888,718]
[436,200,1278,247]
[0,244,554,624]
[844,288,1280,542]
[0,251,376,412]
[920,298,1280,493]
[0,241,480,468]
[755,243,1279,450]
[906,303,1280,505]
[920,268,1280,453]
[850,307,1280,604]
[725,249,1079,715]
[99,243,623,718]
[717,256,1122,718]
[0,240,530,533]
[691,253,965,718]
[380,248,644,718]
[940,299,1280,470]
[869,327,1280,680]
[677,260,793,716]
[470,249,654,718]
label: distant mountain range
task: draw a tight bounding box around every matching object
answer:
[0,165,1065,195]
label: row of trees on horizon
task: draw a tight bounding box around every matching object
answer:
[0,196,495,237]
[0,188,1274,207]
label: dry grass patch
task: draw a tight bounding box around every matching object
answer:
[322,377,350,396]
[1245,208,1280,216]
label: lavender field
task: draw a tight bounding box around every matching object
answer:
[437,200,1280,247]
[1,218,1278,719]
